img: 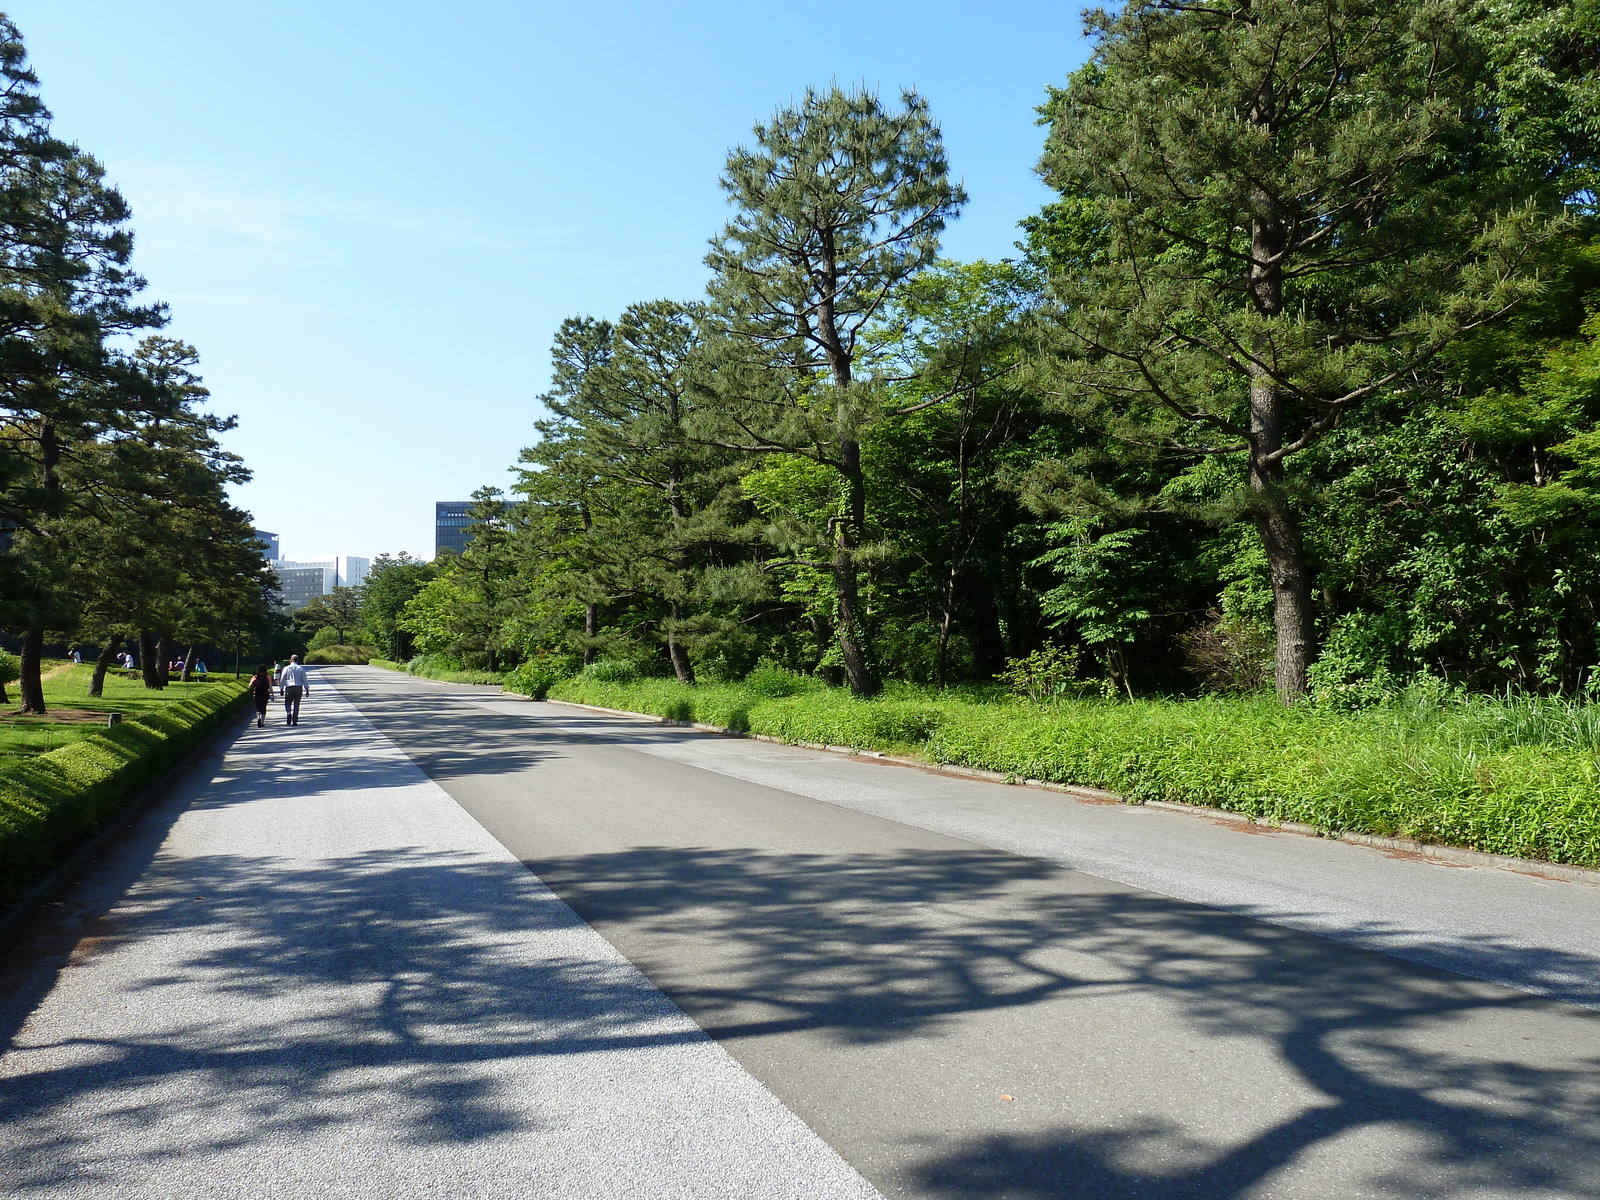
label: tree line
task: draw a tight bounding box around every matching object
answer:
[369,0,1598,703]
[0,20,275,713]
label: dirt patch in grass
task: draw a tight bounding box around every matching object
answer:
[0,708,117,726]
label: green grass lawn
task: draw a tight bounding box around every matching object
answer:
[546,675,1600,870]
[0,664,243,771]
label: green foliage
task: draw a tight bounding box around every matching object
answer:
[303,644,379,665]
[0,679,249,901]
[581,657,645,684]
[307,626,341,651]
[404,654,506,685]
[742,659,822,699]
[361,553,436,662]
[997,645,1084,703]
[503,656,573,700]
[549,677,1600,868]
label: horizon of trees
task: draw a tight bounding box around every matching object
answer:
[380,0,1599,704]
[0,18,278,712]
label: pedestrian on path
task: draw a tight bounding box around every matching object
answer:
[279,654,310,726]
[247,664,273,728]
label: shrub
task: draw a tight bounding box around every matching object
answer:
[0,650,16,704]
[305,644,381,665]
[308,626,342,651]
[0,680,249,902]
[1178,614,1275,694]
[582,658,643,684]
[742,659,821,698]
[997,645,1083,702]
[505,657,572,700]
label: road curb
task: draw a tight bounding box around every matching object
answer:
[542,697,1600,890]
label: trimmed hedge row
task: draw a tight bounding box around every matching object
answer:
[548,677,1600,870]
[0,680,250,902]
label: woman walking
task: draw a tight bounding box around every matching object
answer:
[248,664,274,728]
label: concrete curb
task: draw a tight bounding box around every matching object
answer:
[542,697,1600,891]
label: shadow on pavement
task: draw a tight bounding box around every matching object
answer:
[0,848,704,1194]
[524,845,1600,1199]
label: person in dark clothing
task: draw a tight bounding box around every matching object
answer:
[248,664,274,728]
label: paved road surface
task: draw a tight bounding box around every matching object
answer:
[4,664,1599,1199]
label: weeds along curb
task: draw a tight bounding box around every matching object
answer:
[0,686,252,948]
[542,697,1600,891]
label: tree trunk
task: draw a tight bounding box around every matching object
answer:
[18,629,45,714]
[157,636,172,688]
[1248,181,1315,701]
[583,604,598,666]
[666,601,695,685]
[89,640,118,697]
[835,439,879,696]
[139,630,160,689]
[181,645,197,682]
[664,469,696,686]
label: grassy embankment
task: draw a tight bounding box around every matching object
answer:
[0,665,249,901]
[367,656,507,686]
[546,675,1600,870]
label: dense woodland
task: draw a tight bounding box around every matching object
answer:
[0,19,275,713]
[375,0,1600,704]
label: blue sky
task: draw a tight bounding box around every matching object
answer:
[9,2,1089,560]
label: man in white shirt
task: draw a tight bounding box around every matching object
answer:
[279,654,310,726]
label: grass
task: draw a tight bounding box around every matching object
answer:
[548,675,1600,870]
[367,657,508,686]
[0,672,250,902]
[0,664,246,772]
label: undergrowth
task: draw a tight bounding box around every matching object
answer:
[547,675,1600,869]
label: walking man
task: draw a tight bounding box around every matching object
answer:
[279,654,310,726]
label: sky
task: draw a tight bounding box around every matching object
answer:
[7,1,1091,561]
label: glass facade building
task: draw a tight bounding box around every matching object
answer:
[435,501,521,557]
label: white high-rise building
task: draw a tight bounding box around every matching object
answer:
[270,555,373,611]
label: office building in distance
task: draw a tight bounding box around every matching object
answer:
[435,500,521,557]
[270,556,372,611]
[251,529,280,562]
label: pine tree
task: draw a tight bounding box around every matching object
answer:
[1035,0,1573,698]
[703,86,966,695]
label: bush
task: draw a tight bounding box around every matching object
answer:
[582,657,644,684]
[1178,614,1275,694]
[505,657,572,700]
[742,659,821,698]
[307,626,342,651]
[0,650,16,704]
[304,644,381,665]
[997,646,1084,702]
[0,680,250,902]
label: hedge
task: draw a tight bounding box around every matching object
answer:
[0,680,249,903]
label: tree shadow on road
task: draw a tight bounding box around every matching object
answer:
[3,835,1597,1199]
[526,845,1600,1199]
[0,848,706,1194]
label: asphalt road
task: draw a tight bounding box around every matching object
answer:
[4,664,1600,1199]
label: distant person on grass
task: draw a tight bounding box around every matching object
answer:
[248,664,273,728]
[279,654,310,726]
